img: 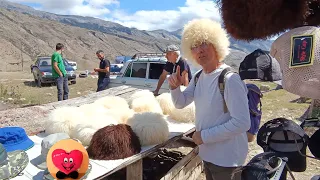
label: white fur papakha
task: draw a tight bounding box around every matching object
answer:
[45,106,84,135]
[94,96,130,110]
[156,86,196,123]
[128,90,154,107]
[126,112,169,146]
[181,18,230,63]
[131,96,163,114]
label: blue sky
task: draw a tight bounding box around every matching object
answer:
[8,0,278,39]
[8,0,222,32]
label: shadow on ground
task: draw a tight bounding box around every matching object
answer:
[290,97,312,104]
[23,81,55,87]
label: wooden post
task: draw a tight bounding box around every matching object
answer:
[126,159,143,180]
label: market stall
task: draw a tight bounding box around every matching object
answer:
[0,86,201,180]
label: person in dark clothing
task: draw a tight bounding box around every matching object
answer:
[153,44,192,95]
[94,50,111,92]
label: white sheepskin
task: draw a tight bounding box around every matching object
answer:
[126,112,169,146]
[94,96,130,110]
[169,102,196,123]
[131,96,163,114]
[128,90,154,106]
[78,103,109,117]
[45,106,84,135]
[70,114,119,146]
[156,93,174,115]
[155,86,195,123]
[105,108,135,124]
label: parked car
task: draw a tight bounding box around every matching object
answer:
[109,53,170,94]
[110,64,123,75]
[31,56,77,87]
[66,60,77,71]
[79,70,89,78]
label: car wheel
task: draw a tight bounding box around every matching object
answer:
[71,80,76,85]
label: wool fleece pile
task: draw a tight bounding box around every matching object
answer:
[44,88,195,160]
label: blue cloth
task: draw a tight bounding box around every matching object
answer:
[0,127,34,152]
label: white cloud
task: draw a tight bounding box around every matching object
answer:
[110,0,221,31]
[8,0,221,31]
[8,0,118,17]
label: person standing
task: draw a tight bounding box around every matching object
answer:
[51,43,69,101]
[94,50,111,92]
[153,44,192,95]
[168,19,250,180]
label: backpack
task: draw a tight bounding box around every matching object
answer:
[257,118,309,172]
[237,152,287,180]
[194,67,263,135]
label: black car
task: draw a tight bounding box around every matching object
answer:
[31,56,77,87]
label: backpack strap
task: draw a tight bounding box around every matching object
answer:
[194,69,203,86]
[194,67,234,113]
[219,67,233,113]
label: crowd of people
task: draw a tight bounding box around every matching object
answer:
[50,18,256,180]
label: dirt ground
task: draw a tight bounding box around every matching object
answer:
[0,71,99,107]
[0,71,319,180]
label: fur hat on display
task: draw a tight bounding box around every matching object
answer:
[87,124,141,160]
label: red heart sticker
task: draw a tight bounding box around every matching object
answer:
[51,149,83,175]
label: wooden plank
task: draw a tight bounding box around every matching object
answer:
[126,159,143,180]
[185,163,203,180]
[170,155,203,180]
[47,86,136,108]
[161,146,199,180]
[94,128,196,179]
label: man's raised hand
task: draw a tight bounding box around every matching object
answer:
[168,65,182,90]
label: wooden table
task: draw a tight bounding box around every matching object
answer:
[0,85,202,180]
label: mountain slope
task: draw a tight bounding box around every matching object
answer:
[170,28,274,53]
[0,0,274,72]
[0,0,273,52]
[0,8,177,72]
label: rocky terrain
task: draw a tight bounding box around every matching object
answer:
[0,8,177,72]
[0,0,274,72]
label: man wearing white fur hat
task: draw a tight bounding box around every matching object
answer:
[169,18,250,180]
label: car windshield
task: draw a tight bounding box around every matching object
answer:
[63,59,70,66]
[39,59,52,66]
[39,58,70,67]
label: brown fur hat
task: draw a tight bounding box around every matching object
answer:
[87,124,141,160]
[218,0,309,40]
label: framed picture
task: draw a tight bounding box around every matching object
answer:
[289,34,315,68]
